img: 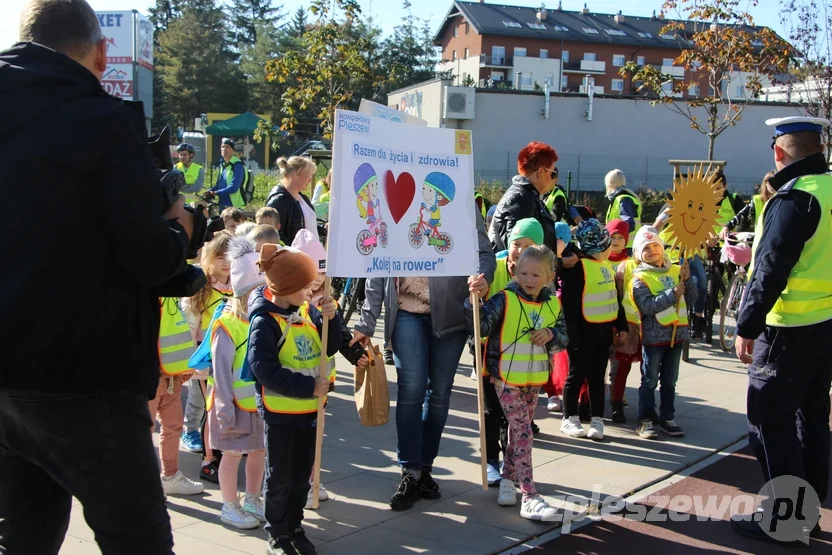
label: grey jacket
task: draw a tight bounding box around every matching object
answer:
[354,209,496,343]
[631,258,698,346]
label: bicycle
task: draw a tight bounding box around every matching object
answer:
[356,217,388,255]
[338,276,366,324]
[719,232,754,352]
[194,193,219,218]
[702,245,726,346]
[408,205,453,254]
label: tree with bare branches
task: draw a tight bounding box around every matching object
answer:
[779,0,832,156]
[621,0,791,160]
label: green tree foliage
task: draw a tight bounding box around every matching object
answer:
[261,0,382,139]
[287,7,308,38]
[230,0,285,47]
[620,0,790,159]
[380,1,440,93]
[155,5,246,128]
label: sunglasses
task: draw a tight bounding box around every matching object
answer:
[547,167,559,179]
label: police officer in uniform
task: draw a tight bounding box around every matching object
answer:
[731,116,832,544]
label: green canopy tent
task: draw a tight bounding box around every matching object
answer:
[204,111,271,136]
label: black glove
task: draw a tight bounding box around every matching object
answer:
[343,343,368,367]
[184,205,209,259]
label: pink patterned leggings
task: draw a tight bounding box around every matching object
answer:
[493,379,540,499]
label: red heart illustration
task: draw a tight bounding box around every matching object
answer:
[384,170,416,224]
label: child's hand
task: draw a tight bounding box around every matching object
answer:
[531,328,553,346]
[556,239,566,257]
[313,378,330,397]
[674,281,686,298]
[356,354,369,369]
[320,296,337,320]
[468,273,488,298]
[680,260,691,281]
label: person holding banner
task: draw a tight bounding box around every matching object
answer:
[489,142,558,252]
[352,210,495,512]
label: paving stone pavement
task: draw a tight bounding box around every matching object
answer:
[61,319,751,555]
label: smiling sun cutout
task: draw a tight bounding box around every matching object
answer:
[664,165,723,253]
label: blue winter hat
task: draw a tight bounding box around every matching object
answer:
[487,205,497,218]
[575,218,611,255]
[554,222,572,245]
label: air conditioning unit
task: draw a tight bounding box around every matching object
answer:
[444,86,475,120]
[194,117,205,132]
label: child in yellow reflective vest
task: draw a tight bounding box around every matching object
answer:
[560,219,627,442]
[247,245,341,555]
[207,237,267,529]
[630,227,697,441]
[605,219,642,424]
[293,229,368,509]
[180,232,233,483]
[151,297,204,497]
[465,246,568,522]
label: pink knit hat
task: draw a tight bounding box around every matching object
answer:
[292,229,327,272]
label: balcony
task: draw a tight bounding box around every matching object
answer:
[480,54,513,67]
[562,60,607,74]
[579,85,605,94]
[661,65,686,79]
[479,79,514,88]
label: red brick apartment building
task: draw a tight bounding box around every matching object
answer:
[433,1,781,98]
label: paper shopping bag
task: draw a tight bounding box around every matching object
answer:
[354,343,390,427]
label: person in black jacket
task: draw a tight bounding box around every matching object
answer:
[265,156,319,245]
[731,116,832,545]
[0,2,194,554]
[489,142,558,252]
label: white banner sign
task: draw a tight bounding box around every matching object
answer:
[136,13,154,70]
[101,64,133,100]
[358,99,428,126]
[97,11,133,64]
[327,110,477,278]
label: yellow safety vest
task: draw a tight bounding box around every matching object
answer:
[158,298,195,376]
[751,174,832,327]
[174,162,203,204]
[205,310,257,413]
[221,156,248,208]
[611,258,640,325]
[496,290,560,386]
[715,196,737,229]
[261,303,335,414]
[488,258,512,299]
[475,192,486,219]
[581,258,619,323]
[631,265,689,327]
[201,288,233,336]
[606,192,643,248]
[544,187,568,220]
[658,227,682,264]
[752,195,764,231]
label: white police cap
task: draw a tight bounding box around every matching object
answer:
[766,116,831,138]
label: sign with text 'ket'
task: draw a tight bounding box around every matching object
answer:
[327,109,477,278]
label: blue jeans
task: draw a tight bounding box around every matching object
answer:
[392,311,467,472]
[689,255,706,314]
[639,344,683,421]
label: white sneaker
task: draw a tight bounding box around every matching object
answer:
[587,417,604,441]
[520,495,558,521]
[161,471,204,496]
[497,479,517,506]
[546,395,561,412]
[305,482,330,509]
[470,368,478,380]
[220,501,260,530]
[560,416,587,438]
[242,492,266,522]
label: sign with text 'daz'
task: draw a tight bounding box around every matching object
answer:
[102,65,133,100]
[327,109,477,278]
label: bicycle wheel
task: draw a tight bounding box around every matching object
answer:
[338,278,354,310]
[719,274,745,352]
[344,278,365,323]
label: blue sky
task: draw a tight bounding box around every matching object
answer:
[1,0,786,51]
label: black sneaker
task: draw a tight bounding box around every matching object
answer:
[267,536,299,555]
[731,513,808,546]
[611,402,626,424]
[390,471,421,511]
[531,421,540,435]
[660,419,685,437]
[290,528,317,555]
[384,349,395,366]
[199,459,220,484]
[418,470,441,500]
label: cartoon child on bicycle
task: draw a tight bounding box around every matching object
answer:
[354,163,380,225]
[421,171,455,235]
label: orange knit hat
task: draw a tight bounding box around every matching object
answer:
[257,244,318,297]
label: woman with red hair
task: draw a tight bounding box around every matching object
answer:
[489,142,558,252]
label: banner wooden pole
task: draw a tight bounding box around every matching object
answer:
[471,292,489,491]
[670,249,686,348]
[311,277,331,510]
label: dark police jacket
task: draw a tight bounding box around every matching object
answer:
[0,43,190,398]
[737,153,827,339]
